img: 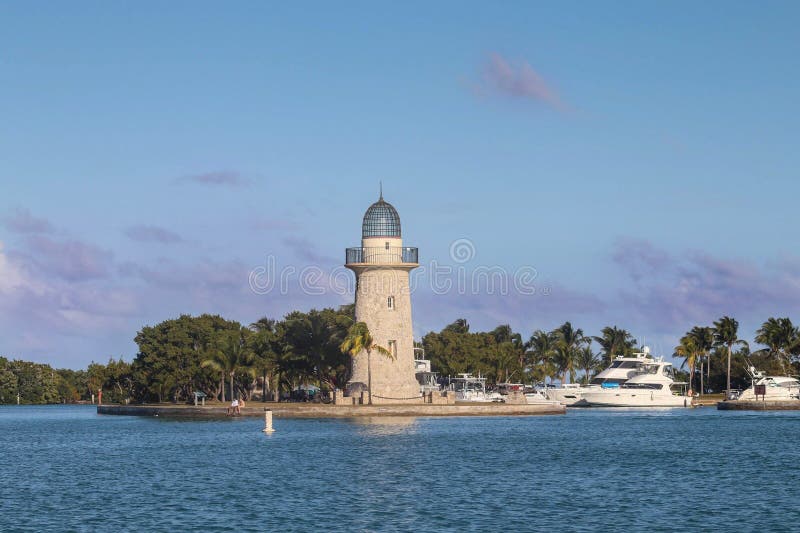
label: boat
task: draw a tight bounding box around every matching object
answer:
[448,374,503,402]
[524,387,562,406]
[490,382,562,406]
[414,346,441,395]
[732,367,800,401]
[544,348,658,406]
[580,357,692,407]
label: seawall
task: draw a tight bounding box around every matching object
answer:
[717,400,800,411]
[97,402,565,418]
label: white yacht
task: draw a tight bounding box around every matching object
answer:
[581,358,692,407]
[733,367,800,401]
[544,349,657,406]
[449,374,503,403]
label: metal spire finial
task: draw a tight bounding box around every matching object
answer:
[379,181,383,201]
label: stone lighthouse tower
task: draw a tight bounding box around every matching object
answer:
[345,191,421,403]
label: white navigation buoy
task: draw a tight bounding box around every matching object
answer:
[262,409,275,433]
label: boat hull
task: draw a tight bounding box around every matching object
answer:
[544,388,587,406]
[581,390,692,408]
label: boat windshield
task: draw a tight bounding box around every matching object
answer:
[608,361,640,369]
[589,377,626,385]
[453,380,485,392]
[620,383,664,390]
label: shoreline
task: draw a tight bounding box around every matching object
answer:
[97,402,566,418]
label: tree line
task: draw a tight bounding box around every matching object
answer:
[2,309,800,404]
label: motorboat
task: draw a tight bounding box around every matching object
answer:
[490,382,561,406]
[448,374,503,402]
[524,388,562,406]
[544,348,657,406]
[580,357,692,407]
[733,367,800,401]
[414,348,441,395]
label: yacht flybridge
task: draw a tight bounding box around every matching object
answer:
[544,348,657,406]
[580,358,692,407]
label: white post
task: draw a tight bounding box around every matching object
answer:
[262,409,275,433]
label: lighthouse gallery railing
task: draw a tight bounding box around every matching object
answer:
[345,246,418,264]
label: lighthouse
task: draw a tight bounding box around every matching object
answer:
[345,191,421,403]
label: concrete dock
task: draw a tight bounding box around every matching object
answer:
[97,402,565,418]
[717,400,800,411]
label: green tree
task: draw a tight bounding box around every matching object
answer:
[525,330,557,384]
[0,357,18,404]
[553,322,587,384]
[490,324,525,380]
[674,334,700,395]
[132,314,240,403]
[592,326,637,365]
[250,317,279,401]
[688,326,714,395]
[340,322,393,405]
[202,328,256,402]
[712,316,748,397]
[754,317,799,374]
[7,360,60,404]
[577,345,601,384]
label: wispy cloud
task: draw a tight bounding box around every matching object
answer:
[24,235,114,282]
[177,171,249,187]
[124,225,184,244]
[612,237,670,282]
[478,53,567,111]
[251,217,295,231]
[2,208,54,234]
[119,259,248,291]
[281,236,338,265]
[612,238,800,332]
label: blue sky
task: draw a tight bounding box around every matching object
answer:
[2,1,800,368]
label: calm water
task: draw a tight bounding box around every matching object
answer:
[1,406,798,532]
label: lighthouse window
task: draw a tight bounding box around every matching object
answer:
[385,241,390,250]
[387,296,395,309]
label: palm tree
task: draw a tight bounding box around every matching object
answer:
[674,334,700,396]
[754,317,799,374]
[202,329,256,402]
[249,317,278,402]
[592,326,637,365]
[688,326,714,395]
[577,345,600,384]
[713,316,748,398]
[525,330,557,384]
[340,322,393,405]
[491,325,524,377]
[553,322,587,385]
